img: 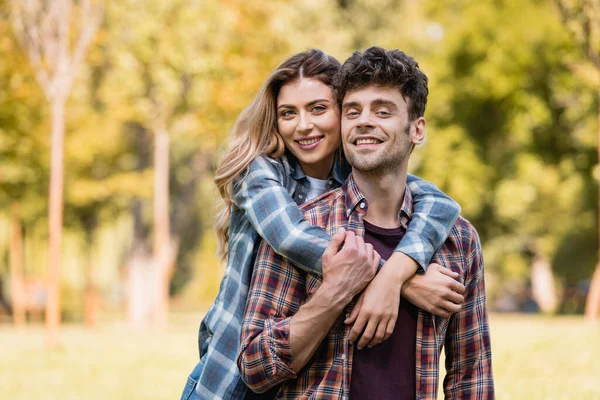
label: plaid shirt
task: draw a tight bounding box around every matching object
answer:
[238,175,494,399]
[183,154,461,400]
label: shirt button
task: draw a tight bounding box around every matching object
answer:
[345,313,350,320]
[359,202,365,209]
[299,194,303,199]
[328,179,334,185]
[341,353,346,360]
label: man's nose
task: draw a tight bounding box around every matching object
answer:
[356,111,375,129]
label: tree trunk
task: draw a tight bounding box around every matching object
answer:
[126,245,154,329]
[586,89,600,321]
[9,204,26,327]
[531,255,559,314]
[152,127,172,329]
[46,98,66,346]
[83,221,99,328]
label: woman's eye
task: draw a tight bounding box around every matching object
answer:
[281,110,295,117]
[312,105,327,113]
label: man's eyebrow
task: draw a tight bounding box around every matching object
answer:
[341,101,361,109]
[371,98,398,109]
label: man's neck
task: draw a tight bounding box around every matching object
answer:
[352,167,407,229]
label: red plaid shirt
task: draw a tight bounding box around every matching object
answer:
[238,175,494,399]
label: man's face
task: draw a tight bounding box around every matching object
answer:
[341,85,424,174]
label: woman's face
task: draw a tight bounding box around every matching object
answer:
[276,78,341,180]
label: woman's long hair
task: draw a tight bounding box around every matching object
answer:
[215,49,341,258]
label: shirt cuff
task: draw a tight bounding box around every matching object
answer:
[394,231,435,271]
[262,317,297,382]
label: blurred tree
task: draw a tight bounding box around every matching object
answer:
[0,3,48,326]
[419,0,597,312]
[11,0,103,343]
[104,0,218,328]
[556,0,600,320]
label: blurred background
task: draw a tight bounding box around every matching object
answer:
[1,0,600,399]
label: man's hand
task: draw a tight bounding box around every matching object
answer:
[344,252,417,350]
[288,229,380,372]
[320,229,380,304]
[402,263,465,318]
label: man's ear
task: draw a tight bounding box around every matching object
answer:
[411,117,426,145]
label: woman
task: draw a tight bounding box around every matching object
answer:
[181,49,463,400]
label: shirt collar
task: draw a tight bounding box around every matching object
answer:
[287,150,346,186]
[343,173,413,225]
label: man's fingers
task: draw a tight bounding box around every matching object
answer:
[356,319,378,350]
[446,290,464,305]
[355,234,366,258]
[372,251,381,271]
[342,230,357,252]
[348,313,368,344]
[365,243,374,265]
[345,295,364,324]
[436,264,459,279]
[323,228,346,259]
[444,301,462,314]
[449,279,466,295]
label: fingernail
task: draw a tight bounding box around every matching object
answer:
[357,346,363,350]
[337,228,345,234]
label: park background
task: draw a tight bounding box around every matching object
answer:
[1,0,600,399]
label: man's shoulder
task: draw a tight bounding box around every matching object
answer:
[446,216,482,258]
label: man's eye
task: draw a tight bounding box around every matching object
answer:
[345,110,360,118]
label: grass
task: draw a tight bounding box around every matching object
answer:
[0,313,599,399]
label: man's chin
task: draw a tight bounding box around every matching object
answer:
[347,159,385,173]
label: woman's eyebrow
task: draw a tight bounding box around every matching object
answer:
[277,104,296,109]
[305,99,330,107]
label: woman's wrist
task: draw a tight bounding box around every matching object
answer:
[382,252,418,285]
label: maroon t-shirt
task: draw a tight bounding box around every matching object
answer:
[349,220,419,400]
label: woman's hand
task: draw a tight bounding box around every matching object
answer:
[344,252,417,350]
[402,263,465,318]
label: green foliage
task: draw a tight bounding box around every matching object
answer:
[1,0,599,311]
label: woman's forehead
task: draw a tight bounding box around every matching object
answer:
[278,78,333,106]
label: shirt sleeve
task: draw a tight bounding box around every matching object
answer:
[396,174,461,271]
[238,240,305,393]
[442,224,495,399]
[232,156,330,275]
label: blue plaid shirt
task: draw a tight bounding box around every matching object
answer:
[181,154,460,400]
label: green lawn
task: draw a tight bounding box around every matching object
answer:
[0,313,599,399]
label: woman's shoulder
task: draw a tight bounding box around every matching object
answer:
[246,154,292,179]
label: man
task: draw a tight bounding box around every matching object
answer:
[238,46,494,399]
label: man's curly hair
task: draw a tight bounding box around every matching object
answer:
[333,46,429,121]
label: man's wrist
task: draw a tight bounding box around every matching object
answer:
[317,282,354,311]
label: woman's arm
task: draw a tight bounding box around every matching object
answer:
[399,173,461,269]
[232,156,330,275]
[347,175,462,349]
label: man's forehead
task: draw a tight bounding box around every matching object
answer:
[342,85,406,107]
